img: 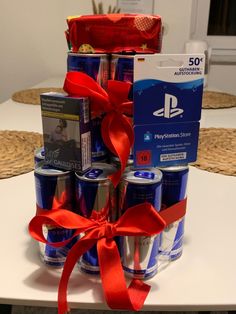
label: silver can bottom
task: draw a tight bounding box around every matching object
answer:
[78,261,100,275]
[123,265,158,280]
[159,247,183,261]
[39,247,65,268]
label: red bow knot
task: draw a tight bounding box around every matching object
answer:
[97,221,116,239]
[63,72,134,187]
[29,202,169,314]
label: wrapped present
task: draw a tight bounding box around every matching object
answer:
[66,14,162,54]
[29,72,189,314]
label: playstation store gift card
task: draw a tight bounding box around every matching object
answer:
[133,54,205,167]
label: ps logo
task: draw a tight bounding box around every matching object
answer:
[153,93,184,118]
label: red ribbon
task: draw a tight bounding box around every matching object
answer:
[63,72,134,187]
[29,203,165,314]
[29,198,187,314]
[161,198,187,225]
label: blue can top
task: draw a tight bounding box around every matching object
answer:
[68,52,108,58]
[34,163,71,177]
[158,165,189,173]
[34,146,45,160]
[75,163,116,182]
[122,168,162,184]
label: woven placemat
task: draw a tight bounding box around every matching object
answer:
[202,91,236,109]
[0,131,43,179]
[193,128,236,176]
[11,87,64,105]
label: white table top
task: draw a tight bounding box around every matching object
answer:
[0,79,236,311]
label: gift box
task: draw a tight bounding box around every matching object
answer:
[28,12,196,314]
[66,14,162,54]
[28,72,190,314]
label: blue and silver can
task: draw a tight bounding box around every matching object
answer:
[110,153,133,168]
[67,53,109,161]
[110,54,134,83]
[67,53,109,89]
[34,147,45,166]
[75,163,117,274]
[158,165,189,261]
[91,116,108,162]
[119,168,162,279]
[34,164,76,267]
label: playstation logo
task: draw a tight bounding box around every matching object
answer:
[144,131,153,142]
[153,93,184,118]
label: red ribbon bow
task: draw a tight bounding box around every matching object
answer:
[29,203,165,314]
[63,72,134,187]
[29,198,187,314]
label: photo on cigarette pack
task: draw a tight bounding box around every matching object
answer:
[40,92,91,172]
[42,117,84,169]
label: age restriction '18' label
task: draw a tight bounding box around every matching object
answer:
[136,150,152,165]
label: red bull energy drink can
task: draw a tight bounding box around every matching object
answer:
[110,54,134,101]
[110,153,134,168]
[67,53,109,162]
[75,163,117,274]
[119,168,162,279]
[158,165,189,261]
[110,54,134,83]
[67,53,109,89]
[91,116,108,162]
[34,147,45,166]
[34,164,76,267]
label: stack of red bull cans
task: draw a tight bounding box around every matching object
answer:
[34,13,189,280]
[67,52,137,163]
[34,156,188,279]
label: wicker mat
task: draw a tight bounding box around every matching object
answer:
[0,131,43,179]
[202,91,236,109]
[193,128,236,176]
[11,87,64,105]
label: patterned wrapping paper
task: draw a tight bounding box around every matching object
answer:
[66,14,162,54]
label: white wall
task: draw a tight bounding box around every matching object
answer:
[0,0,94,103]
[0,0,192,103]
[154,0,236,94]
[154,0,193,54]
[1,0,235,103]
[208,65,236,94]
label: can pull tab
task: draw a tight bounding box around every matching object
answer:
[134,171,155,180]
[85,169,103,179]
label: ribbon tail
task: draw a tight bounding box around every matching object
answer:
[101,112,134,187]
[160,198,187,226]
[128,279,151,310]
[58,236,97,314]
[97,238,150,311]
